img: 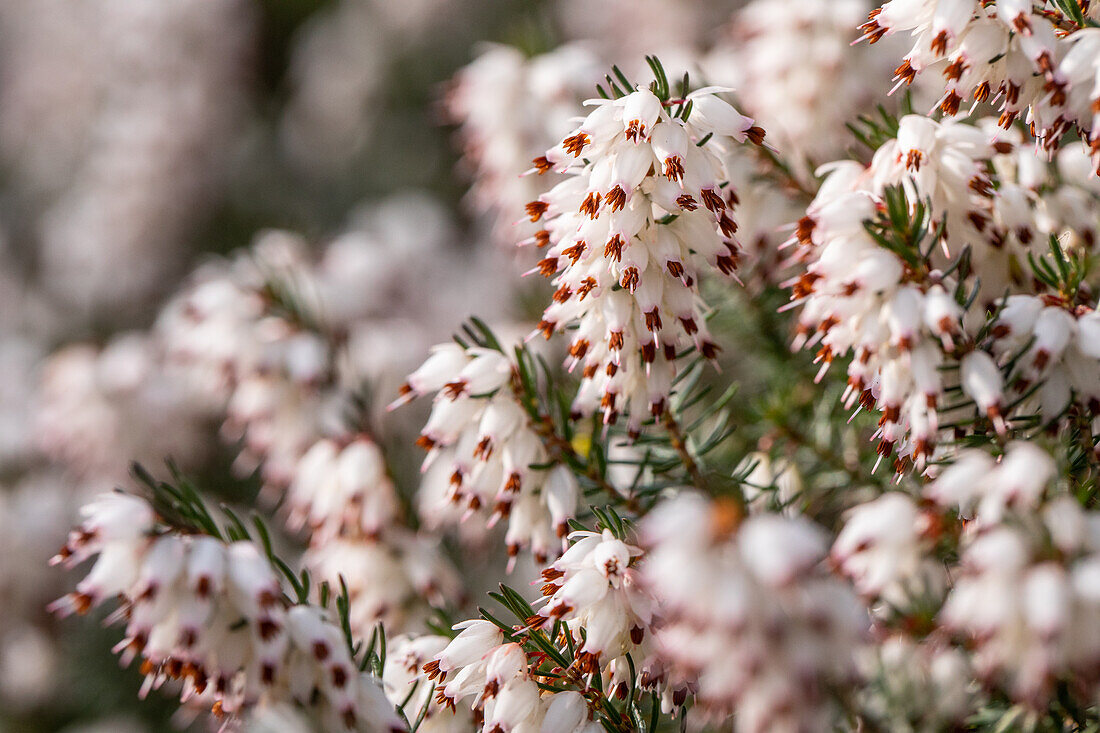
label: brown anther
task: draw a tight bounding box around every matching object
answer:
[930,30,949,55]
[701,188,726,213]
[718,213,737,238]
[580,192,602,218]
[675,194,698,211]
[563,241,586,263]
[604,234,625,261]
[715,252,738,276]
[796,215,816,245]
[537,256,559,277]
[525,200,548,222]
[534,229,550,248]
[941,58,965,82]
[474,437,493,460]
[531,155,553,174]
[666,260,684,279]
[258,618,280,641]
[663,156,685,181]
[576,276,597,299]
[608,330,624,350]
[562,132,590,156]
[493,499,513,519]
[941,90,962,116]
[605,185,627,212]
[569,339,589,360]
[745,125,766,145]
[644,308,662,331]
[620,267,639,291]
[443,380,467,399]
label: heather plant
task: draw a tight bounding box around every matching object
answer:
[23,1,1100,732]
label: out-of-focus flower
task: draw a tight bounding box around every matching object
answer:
[0,0,254,320]
[35,334,209,481]
[446,44,602,244]
[50,492,405,731]
[640,493,867,730]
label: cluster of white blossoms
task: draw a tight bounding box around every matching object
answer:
[939,496,1100,707]
[789,113,1100,472]
[705,0,893,169]
[526,81,766,433]
[832,492,946,609]
[859,0,1100,172]
[445,44,602,243]
[925,441,1058,523]
[287,436,400,543]
[48,492,405,732]
[423,620,603,733]
[832,441,1096,712]
[394,343,579,564]
[288,434,462,636]
[833,450,1064,628]
[858,635,976,730]
[157,231,338,488]
[639,494,867,730]
[382,635,473,733]
[35,333,209,481]
[982,293,1100,429]
[534,530,666,701]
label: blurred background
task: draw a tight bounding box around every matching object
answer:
[0,1,904,729]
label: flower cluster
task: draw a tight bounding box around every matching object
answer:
[445,44,602,243]
[48,492,404,731]
[393,343,579,564]
[858,635,976,730]
[290,434,461,637]
[859,0,1100,172]
[705,0,894,168]
[157,231,337,488]
[535,530,662,696]
[383,635,473,733]
[423,620,602,733]
[925,441,1057,523]
[35,334,209,481]
[789,114,1100,472]
[832,492,946,609]
[640,494,867,730]
[939,497,1100,707]
[527,78,765,432]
